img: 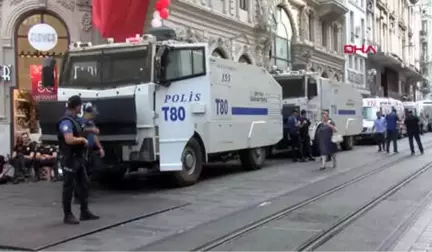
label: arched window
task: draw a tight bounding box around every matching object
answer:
[212,48,227,59]
[270,6,292,71]
[332,25,338,51]
[16,12,69,90]
[322,72,329,78]
[238,55,252,64]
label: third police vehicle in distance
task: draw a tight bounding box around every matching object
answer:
[37,34,283,187]
[272,70,362,152]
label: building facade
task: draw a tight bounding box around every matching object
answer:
[165,0,348,80]
[345,0,369,96]
[420,0,432,95]
[367,0,423,100]
[0,0,102,156]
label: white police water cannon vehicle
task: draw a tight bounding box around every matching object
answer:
[37,33,283,186]
[272,70,362,152]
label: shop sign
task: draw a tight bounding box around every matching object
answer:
[0,65,11,82]
[28,24,58,51]
[30,64,57,101]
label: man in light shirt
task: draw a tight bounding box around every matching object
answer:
[373,111,386,152]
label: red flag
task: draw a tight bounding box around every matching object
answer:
[92,0,154,42]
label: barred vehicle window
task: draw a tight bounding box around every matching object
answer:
[165,48,205,81]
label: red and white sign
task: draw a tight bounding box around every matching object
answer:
[344,44,377,55]
[30,64,57,101]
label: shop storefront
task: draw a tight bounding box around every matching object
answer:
[10,12,68,143]
[0,0,99,156]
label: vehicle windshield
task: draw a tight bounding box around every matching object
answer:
[362,106,378,120]
[275,76,318,99]
[61,46,151,89]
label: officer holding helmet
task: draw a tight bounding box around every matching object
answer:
[73,102,104,204]
[58,95,99,224]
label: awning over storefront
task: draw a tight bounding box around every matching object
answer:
[368,51,404,71]
[92,0,157,42]
[402,65,424,82]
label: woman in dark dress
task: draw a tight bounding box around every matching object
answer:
[316,112,338,170]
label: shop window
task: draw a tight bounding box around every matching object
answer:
[14,11,69,137]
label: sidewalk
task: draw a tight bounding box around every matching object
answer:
[393,195,432,251]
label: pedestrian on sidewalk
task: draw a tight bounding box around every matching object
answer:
[299,110,315,161]
[372,111,386,152]
[316,111,338,170]
[404,109,424,155]
[58,95,99,225]
[385,107,399,153]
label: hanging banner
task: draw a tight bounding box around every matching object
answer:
[92,0,158,42]
[30,64,57,101]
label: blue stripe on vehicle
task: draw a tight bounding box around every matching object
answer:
[231,107,268,115]
[338,109,356,115]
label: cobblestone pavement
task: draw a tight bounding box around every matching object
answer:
[26,134,432,250]
[393,194,432,251]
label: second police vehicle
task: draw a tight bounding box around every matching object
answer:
[272,70,363,152]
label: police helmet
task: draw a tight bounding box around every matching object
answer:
[84,102,99,115]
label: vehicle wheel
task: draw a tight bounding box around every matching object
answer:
[239,147,266,171]
[172,137,203,187]
[340,136,354,151]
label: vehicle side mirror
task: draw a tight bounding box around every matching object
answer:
[42,57,56,87]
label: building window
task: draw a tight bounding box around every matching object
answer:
[212,48,227,59]
[270,6,292,70]
[308,12,314,41]
[349,55,353,68]
[354,57,358,70]
[322,22,328,47]
[239,0,247,11]
[238,55,252,64]
[333,25,338,51]
[422,20,427,32]
[350,11,354,42]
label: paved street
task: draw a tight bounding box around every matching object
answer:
[2,135,432,251]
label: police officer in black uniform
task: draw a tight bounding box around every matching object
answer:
[58,95,99,224]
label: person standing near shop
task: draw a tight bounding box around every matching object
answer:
[287,110,305,162]
[404,109,424,155]
[299,110,315,161]
[385,107,399,154]
[372,111,386,152]
[58,95,99,224]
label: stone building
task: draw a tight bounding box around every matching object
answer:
[367,0,423,99]
[165,0,348,80]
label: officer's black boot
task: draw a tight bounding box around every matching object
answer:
[64,213,79,224]
[80,210,100,221]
